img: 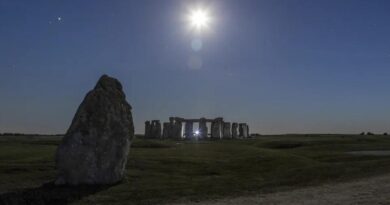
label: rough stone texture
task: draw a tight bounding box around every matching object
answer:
[144,121,151,139]
[232,123,239,139]
[55,75,134,185]
[199,118,208,139]
[185,122,194,139]
[222,122,232,139]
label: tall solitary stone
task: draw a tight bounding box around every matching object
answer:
[55,75,134,185]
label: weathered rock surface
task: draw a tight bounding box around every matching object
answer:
[55,74,134,185]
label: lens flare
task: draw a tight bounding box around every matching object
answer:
[194,130,200,136]
[188,8,211,32]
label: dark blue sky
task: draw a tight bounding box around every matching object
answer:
[1,0,390,134]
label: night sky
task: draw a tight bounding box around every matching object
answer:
[1,0,390,134]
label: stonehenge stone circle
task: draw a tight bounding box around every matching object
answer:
[144,120,162,139]
[145,117,249,140]
[55,74,134,185]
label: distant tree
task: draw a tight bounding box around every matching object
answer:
[384,133,388,136]
[367,132,375,136]
[360,132,365,135]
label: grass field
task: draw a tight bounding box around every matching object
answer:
[1,134,390,204]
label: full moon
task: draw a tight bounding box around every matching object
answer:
[188,8,211,32]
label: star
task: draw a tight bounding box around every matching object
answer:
[57,17,62,21]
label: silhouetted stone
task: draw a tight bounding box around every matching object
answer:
[199,118,208,139]
[185,122,194,139]
[151,120,162,139]
[232,123,239,138]
[162,122,171,139]
[211,118,223,139]
[222,122,231,139]
[145,121,151,139]
[384,133,388,136]
[168,118,183,140]
[55,75,134,185]
[239,123,249,138]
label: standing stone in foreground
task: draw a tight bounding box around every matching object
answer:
[55,75,134,185]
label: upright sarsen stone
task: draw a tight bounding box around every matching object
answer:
[162,122,171,139]
[211,118,223,139]
[232,123,239,139]
[185,122,194,139]
[55,75,134,185]
[239,123,248,138]
[199,118,208,139]
[151,120,162,139]
[222,122,231,139]
[145,121,151,139]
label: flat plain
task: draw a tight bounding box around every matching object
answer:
[1,134,390,204]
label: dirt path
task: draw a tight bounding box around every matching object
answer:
[174,174,390,205]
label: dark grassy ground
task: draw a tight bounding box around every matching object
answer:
[1,135,390,204]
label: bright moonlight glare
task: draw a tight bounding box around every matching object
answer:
[188,8,211,31]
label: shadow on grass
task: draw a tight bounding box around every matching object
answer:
[0,181,113,205]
